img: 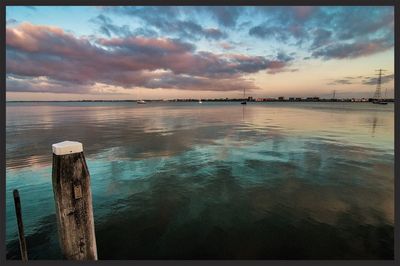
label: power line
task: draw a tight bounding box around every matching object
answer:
[373,69,386,99]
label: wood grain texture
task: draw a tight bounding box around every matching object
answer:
[52,152,97,260]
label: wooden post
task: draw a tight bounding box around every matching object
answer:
[51,141,97,260]
[13,189,28,262]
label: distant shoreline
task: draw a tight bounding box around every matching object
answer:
[6,98,395,103]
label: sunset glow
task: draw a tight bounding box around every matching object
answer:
[6,6,394,100]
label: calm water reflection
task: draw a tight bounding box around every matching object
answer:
[6,102,394,259]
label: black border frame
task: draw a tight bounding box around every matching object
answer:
[1,0,398,265]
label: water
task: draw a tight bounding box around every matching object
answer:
[6,102,394,259]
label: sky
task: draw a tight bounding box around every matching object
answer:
[6,6,394,100]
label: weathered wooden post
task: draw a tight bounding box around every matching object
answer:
[13,189,28,262]
[51,141,97,260]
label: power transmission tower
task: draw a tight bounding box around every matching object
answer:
[373,69,386,99]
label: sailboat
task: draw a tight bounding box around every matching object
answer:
[241,88,247,105]
[198,99,202,104]
[136,89,146,104]
[372,69,388,105]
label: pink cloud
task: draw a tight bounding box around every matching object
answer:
[6,23,291,93]
[98,36,194,53]
[292,6,317,21]
[219,42,234,50]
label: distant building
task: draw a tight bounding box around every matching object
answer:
[289,97,295,101]
[305,97,320,102]
[278,96,284,101]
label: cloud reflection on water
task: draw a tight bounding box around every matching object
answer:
[6,102,393,259]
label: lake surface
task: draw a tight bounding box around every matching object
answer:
[6,102,394,259]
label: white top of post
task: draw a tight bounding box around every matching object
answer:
[52,141,83,155]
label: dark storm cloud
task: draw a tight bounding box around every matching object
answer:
[6,23,290,93]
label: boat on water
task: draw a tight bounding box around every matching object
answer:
[372,69,388,105]
[198,99,202,104]
[372,100,388,105]
[241,88,247,104]
[137,100,146,104]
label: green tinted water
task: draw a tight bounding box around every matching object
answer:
[6,102,394,259]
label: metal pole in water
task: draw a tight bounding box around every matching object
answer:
[51,141,97,260]
[13,189,28,262]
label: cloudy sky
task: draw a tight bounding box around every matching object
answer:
[6,6,394,100]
